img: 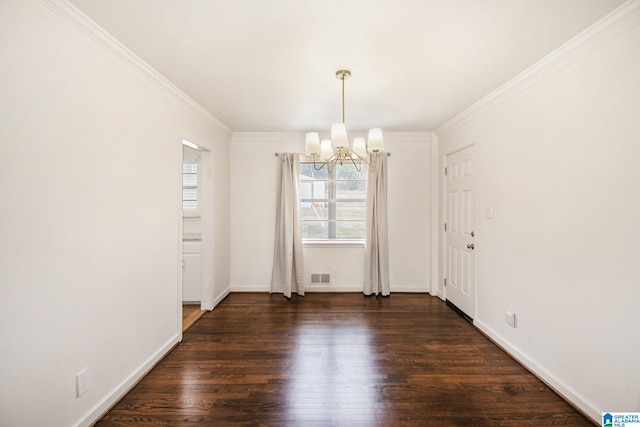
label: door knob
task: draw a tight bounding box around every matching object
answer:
[467,243,475,250]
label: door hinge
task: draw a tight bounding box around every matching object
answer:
[444,167,448,176]
[444,223,447,232]
[444,278,447,287]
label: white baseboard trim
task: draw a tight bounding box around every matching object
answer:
[231,285,431,293]
[474,319,599,423]
[230,284,269,292]
[392,285,430,293]
[212,287,231,309]
[72,333,181,427]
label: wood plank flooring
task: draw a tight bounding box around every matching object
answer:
[97,293,594,426]
[182,304,207,333]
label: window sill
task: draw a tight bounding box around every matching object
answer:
[303,240,365,248]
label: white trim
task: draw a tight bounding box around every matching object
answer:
[429,133,440,297]
[475,320,600,423]
[303,240,365,248]
[211,286,231,310]
[31,0,232,138]
[436,0,640,137]
[72,334,180,427]
[182,140,201,150]
[199,148,216,311]
[231,285,430,293]
[232,285,270,292]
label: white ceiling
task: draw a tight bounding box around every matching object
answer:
[68,0,625,132]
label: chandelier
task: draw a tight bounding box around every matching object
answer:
[304,70,384,172]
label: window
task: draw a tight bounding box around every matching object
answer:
[182,161,198,212]
[299,162,367,240]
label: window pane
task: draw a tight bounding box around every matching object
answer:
[302,221,329,239]
[299,180,329,200]
[336,163,366,180]
[183,200,197,211]
[336,221,366,238]
[183,173,197,187]
[336,181,366,199]
[300,163,329,180]
[336,202,366,220]
[300,203,328,221]
[183,188,197,201]
[183,163,197,173]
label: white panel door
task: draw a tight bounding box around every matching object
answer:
[445,145,476,319]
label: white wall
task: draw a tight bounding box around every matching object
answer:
[230,132,435,293]
[0,1,231,426]
[437,2,640,420]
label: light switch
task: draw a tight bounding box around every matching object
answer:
[485,206,494,219]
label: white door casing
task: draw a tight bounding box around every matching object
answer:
[445,145,476,319]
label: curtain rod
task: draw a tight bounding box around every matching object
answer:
[275,152,391,156]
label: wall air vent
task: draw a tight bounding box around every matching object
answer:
[310,273,331,285]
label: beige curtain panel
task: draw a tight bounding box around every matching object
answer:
[270,153,305,298]
[364,154,390,296]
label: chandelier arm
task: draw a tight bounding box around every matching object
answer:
[346,151,362,172]
[312,155,325,171]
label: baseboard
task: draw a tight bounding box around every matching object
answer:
[212,287,231,309]
[231,284,430,293]
[392,285,430,293]
[231,284,269,292]
[72,333,181,427]
[474,319,599,424]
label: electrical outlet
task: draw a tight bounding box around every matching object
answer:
[505,311,516,328]
[76,367,90,397]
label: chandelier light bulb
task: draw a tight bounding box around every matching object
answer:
[352,137,367,158]
[367,128,384,153]
[305,132,321,156]
[320,140,333,161]
[331,123,348,149]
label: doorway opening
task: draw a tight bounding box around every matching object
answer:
[181,139,214,333]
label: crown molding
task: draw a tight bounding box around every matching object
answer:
[29,0,232,138]
[436,0,640,138]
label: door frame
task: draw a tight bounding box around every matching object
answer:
[440,140,478,320]
[179,139,215,339]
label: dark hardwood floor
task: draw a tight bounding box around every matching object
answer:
[97,293,594,426]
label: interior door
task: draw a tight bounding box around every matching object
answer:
[445,145,476,320]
